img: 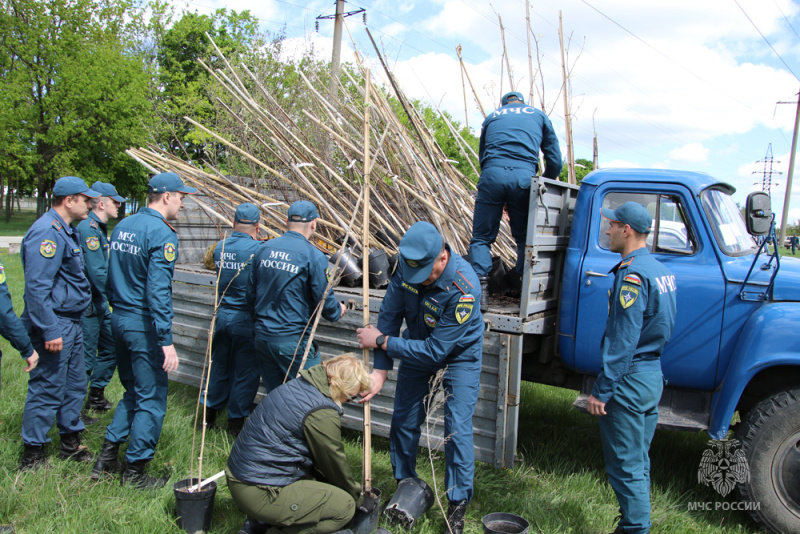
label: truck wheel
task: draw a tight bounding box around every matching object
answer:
[735,387,800,533]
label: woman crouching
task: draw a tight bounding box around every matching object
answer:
[226,354,377,534]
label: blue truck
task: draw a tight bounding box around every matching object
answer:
[170,167,798,533]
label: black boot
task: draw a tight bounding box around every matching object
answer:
[19,444,47,472]
[237,517,268,534]
[91,439,122,480]
[58,432,93,462]
[479,277,489,313]
[443,499,467,534]
[227,417,245,437]
[200,407,217,430]
[120,459,168,490]
[85,386,112,412]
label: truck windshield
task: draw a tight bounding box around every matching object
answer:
[701,188,757,256]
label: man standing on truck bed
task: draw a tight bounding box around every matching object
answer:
[357,221,483,534]
[248,200,346,392]
[77,182,127,415]
[587,201,677,534]
[202,203,263,436]
[469,91,562,311]
[91,172,197,489]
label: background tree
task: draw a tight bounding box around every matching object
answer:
[559,157,593,184]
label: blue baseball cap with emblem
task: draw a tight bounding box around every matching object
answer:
[501,91,524,106]
[91,181,127,203]
[53,176,101,198]
[235,202,260,224]
[288,200,319,222]
[601,201,652,234]
[399,222,443,284]
[147,172,198,194]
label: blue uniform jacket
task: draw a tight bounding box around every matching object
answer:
[0,259,33,359]
[76,211,110,314]
[592,247,678,403]
[214,231,262,312]
[106,207,179,347]
[248,231,341,339]
[374,247,483,371]
[20,209,92,340]
[479,102,562,179]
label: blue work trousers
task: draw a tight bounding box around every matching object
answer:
[105,313,169,462]
[21,318,86,445]
[201,309,259,419]
[598,371,664,534]
[469,166,534,277]
[81,307,116,388]
[390,359,481,503]
[254,335,320,393]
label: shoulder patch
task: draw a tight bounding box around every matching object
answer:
[51,219,62,231]
[163,242,177,262]
[424,313,437,328]
[455,301,474,324]
[90,219,99,229]
[86,236,100,251]
[0,263,5,285]
[453,270,474,295]
[623,274,641,286]
[619,257,634,269]
[459,294,475,304]
[619,284,639,309]
[40,239,57,258]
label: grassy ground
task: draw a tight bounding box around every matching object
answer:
[0,248,762,533]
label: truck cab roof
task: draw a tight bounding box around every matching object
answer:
[582,168,734,196]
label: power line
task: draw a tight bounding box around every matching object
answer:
[734,0,800,81]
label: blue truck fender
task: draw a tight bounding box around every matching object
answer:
[708,302,800,439]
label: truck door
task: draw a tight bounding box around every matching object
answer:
[573,188,725,390]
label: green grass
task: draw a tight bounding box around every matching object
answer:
[0,249,761,533]
[0,212,39,236]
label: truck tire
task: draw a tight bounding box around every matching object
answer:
[735,387,800,533]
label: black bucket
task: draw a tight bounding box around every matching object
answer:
[348,487,382,534]
[330,248,363,287]
[174,478,217,534]
[376,228,401,249]
[488,256,509,295]
[383,477,434,529]
[368,249,391,289]
[482,513,529,534]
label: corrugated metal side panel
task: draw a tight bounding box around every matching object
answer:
[171,272,518,467]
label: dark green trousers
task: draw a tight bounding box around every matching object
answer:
[227,471,355,534]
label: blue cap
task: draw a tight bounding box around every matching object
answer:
[501,91,524,106]
[53,176,100,198]
[399,222,443,284]
[147,172,198,194]
[288,200,319,222]
[234,202,260,224]
[91,181,127,203]
[601,202,652,234]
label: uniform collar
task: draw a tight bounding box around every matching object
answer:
[610,246,649,274]
[231,231,254,240]
[284,230,307,241]
[49,208,73,235]
[138,206,165,220]
[88,210,107,229]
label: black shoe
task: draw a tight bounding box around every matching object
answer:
[85,386,112,413]
[19,444,47,472]
[200,407,217,430]
[444,499,467,534]
[237,517,267,534]
[80,412,100,425]
[91,439,122,479]
[58,432,93,462]
[227,417,245,437]
[120,459,168,490]
[478,277,489,313]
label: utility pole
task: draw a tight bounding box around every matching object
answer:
[779,90,800,245]
[316,0,365,97]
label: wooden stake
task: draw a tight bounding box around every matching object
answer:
[558,11,576,184]
[361,70,373,492]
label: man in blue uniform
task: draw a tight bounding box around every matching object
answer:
[77,181,127,413]
[19,176,101,470]
[586,202,677,534]
[357,222,483,534]
[469,91,562,310]
[248,200,345,392]
[91,172,197,489]
[202,203,263,436]
[0,257,38,390]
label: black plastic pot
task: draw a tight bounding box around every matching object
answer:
[376,228,401,249]
[482,512,529,534]
[383,477,434,529]
[489,256,509,295]
[368,249,390,289]
[330,248,363,287]
[348,487,382,534]
[174,478,217,534]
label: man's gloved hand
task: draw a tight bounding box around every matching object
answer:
[358,490,380,514]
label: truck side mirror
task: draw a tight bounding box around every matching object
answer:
[745,192,772,236]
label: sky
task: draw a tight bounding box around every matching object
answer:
[166,0,800,224]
